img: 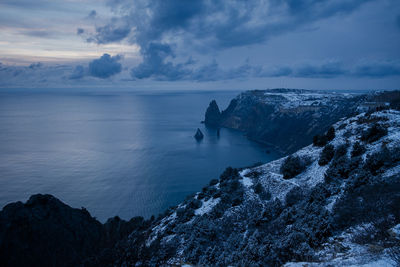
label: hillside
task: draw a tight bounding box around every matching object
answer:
[204,89,399,154]
[117,109,400,266]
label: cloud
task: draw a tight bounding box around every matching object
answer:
[22,30,54,38]
[87,10,97,19]
[88,53,122,78]
[86,0,374,81]
[28,62,43,69]
[77,28,84,35]
[130,43,191,80]
[293,62,348,78]
[353,62,400,77]
[91,22,131,44]
[69,65,85,79]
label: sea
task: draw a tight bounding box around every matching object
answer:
[0,89,279,221]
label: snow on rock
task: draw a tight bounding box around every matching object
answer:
[194,197,220,216]
[239,170,254,187]
[241,176,253,187]
[383,165,400,178]
[145,211,177,247]
[389,224,400,239]
[260,90,355,110]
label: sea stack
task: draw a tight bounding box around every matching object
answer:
[204,100,221,127]
[194,128,204,140]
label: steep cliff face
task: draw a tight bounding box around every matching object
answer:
[205,89,399,154]
[120,109,400,266]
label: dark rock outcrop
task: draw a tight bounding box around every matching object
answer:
[194,128,204,140]
[0,194,150,267]
[0,194,103,267]
[204,100,221,127]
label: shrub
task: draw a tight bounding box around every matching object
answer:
[285,187,304,206]
[280,155,309,179]
[313,134,327,147]
[244,170,262,178]
[365,146,400,175]
[351,142,366,157]
[262,199,284,221]
[324,144,351,182]
[209,179,219,186]
[254,183,271,201]
[220,167,239,181]
[333,175,400,230]
[326,126,335,141]
[318,144,335,166]
[360,123,388,143]
[254,183,263,194]
[188,198,202,209]
[313,127,335,147]
[334,143,348,159]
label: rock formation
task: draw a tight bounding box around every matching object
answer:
[0,194,149,267]
[204,100,221,127]
[194,128,204,140]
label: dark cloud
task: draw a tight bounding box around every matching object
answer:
[69,65,85,79]
[22,30,53,38]
[91,22,131,44]
[265,62,400,79]
[131,56,400,81]
[87,10,97,19]
[130,43,191,80]
[88,0,373,81]
[188,61,350,81]
[77,28,84,35]
[354,62,400,77]
[88,53,122,78]
[189,60,221,82]
[28,62,43,69]
[294,62,347,78]
[267,67,294,77]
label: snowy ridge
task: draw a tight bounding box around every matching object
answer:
[236,89,356,111]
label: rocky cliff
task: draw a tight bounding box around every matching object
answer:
[205,89,400,154]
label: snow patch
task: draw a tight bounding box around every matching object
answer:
[241,176,253,187]
[194,197,220,216]
[390,224,400,239]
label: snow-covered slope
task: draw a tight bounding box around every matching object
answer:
[120,109,400,266]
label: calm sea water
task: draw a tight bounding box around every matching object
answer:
[0,90,279,221]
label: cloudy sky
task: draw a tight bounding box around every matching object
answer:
[0,0,399,90]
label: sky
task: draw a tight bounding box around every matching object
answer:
[0,0,399,90]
